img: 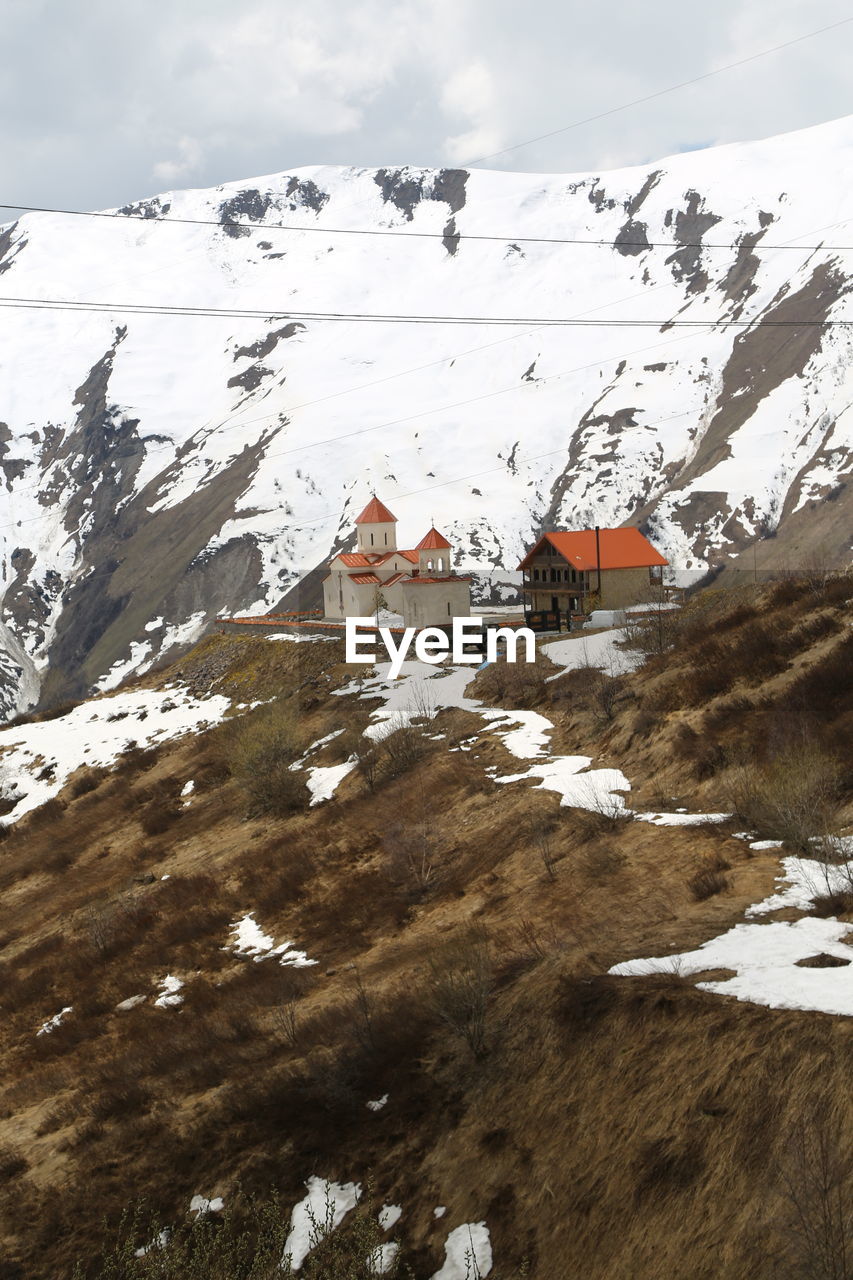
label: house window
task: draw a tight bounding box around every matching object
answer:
[533,568,539,581]
[384,533,387,545]
[370,533,374,546]
[447,601,451,615]
[437,557,444,572]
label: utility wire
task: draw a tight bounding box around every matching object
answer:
[3,20,853,251]
[0,324,714,543]
[0,407,697,567]
[0,294,847,326]
[3,199,853,255]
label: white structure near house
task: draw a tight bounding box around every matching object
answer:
[322,496,471,628]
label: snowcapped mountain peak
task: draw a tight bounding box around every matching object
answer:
[0,118,851,716]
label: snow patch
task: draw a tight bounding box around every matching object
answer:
[283,1177,361,1271]
[37,1006,71,1036]
[0,685,230,826]
[431,1223,493,1280]
[153,975,184,1008]
[228,913,317,967]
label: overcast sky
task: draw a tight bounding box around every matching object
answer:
[2,0,853,211]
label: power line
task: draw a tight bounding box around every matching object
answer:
[4,198,853,255]
[0,406,697,572]
[0,323,711,540]
[3,21,853,252]
[0,206,837,462]
[0,293,848,327]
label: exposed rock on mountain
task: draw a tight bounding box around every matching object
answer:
[1,117,852,714]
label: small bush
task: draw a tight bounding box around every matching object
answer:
[474,655,550,708]
[69,767,108,799]
[581,843,627,881]
[26,797,65,828]
[425,927,492,1057]
[74,1188,401,1279]
[377,718,427,781]
[726,747,841,851]
[570,792,632,842]
[688,857,730,901]
[139,800,183,837]
[0,1145,28,1183]
[229,703,310,817]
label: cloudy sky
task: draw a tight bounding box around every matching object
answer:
[3,0,853,210]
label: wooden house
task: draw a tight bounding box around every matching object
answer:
[518,527,667,626]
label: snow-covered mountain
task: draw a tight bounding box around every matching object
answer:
[1,116,852,717]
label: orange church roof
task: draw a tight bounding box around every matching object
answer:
[355,495,397,525]
[415,527,451,550]
[518,528,668,571]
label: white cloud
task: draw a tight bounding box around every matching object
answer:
[440,62,505,164]
[0,0,851,209]
[152,136,204,184]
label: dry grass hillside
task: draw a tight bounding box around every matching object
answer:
[0,574,852,1279]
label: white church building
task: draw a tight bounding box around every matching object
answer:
[322,496,471,628]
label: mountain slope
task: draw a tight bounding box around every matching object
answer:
[2,117,853,713]
[0,577,851,1277]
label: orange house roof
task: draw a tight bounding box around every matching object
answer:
[355,495,397,525]
[404,575,472,585]
[335,549,420,568]
[518,528,668,571]
[415,527,451,550]
[350,573,382,585]
[337,552,380,567]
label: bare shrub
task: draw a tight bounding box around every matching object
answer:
[571,787,632,842]
[229,702,310,817]
[272,999,300,1049]
[621,595,684,655]
[727,747,841,851]
[581,843,627,881]
[425,927,492,1057]
[69,767,108,799]
[0,1145,28,1183]
[778,1108,853,1280]
[672,723,726,780]
[139,798,182,837]
[84,901,118,958]
[475,655,550,708]
[688,856,730,902]
[525,815,560,880]
[74,1186,399,1279]
[377,715,427,781]
[339,728,381,792]
[383,783,448,893]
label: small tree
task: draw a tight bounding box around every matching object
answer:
[425,927,492,1057]
[371,587,389,620]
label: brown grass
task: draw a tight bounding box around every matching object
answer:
[1,591,852,1279]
